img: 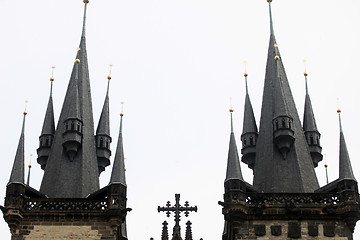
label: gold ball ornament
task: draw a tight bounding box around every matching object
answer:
[107,75,112,80]
[337,109,341,113]
[304,72,308,77]
[83,0,89,3]
[50,77,55,82]
[75,59,80,63]
[274,56,280,61]
[244,72,248,77]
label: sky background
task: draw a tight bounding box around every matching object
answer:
[0,0,360,239]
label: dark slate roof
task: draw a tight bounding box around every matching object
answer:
[96,80,110,136]
[338,113,356,181]
[8,113,26,185]
[39,3,100,198]
[242,77,258,134]
[252,4,319,193]
[110,115,127,186]
[225,112,243,182]
[303,76,319,132]
[40,82,55,136]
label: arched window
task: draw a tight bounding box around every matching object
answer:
[100,137,104,148]
[71,121,75,131]
[250,136,254,146]
[282,118,286,128]
[310,135,314,145]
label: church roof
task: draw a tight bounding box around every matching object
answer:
[338,110,356,181]
[252,1,319,193]
[242,75,258,135]
[8,111,26,185]
[225,110,243,182]
[40,81,55,136]
[96,79,111,136]
[303,74,319,133]
[39,2,100,198]
[110,113,127,186]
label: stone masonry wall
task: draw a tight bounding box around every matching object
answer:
[10,215,116,240]
[233,220,352,240]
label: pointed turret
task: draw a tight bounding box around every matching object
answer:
[110,109,126,186]
[240,72,258,169]
[185,221,193,240]
[161,221,169,240]
[37,72,56,170]
[8,111,26,185]
[96,74,112,175]
[62,57,83,161]
[225,109,243,182]
[252,0,319,193]
[40,1,100,198]
[26,163,31,186]
[338,109,356,181]
[303,71,322,167]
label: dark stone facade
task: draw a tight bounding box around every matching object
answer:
[2,182,129,240]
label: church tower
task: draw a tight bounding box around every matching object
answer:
[220,1,360,239]
[1,1,129,239]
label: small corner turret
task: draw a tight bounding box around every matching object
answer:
[37,67,56,170]
[240,70,258,170]
[62,58,83,161]
[96,67,113,175]
[303,70,323,167]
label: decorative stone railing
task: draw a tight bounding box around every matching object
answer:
[24,198,109,212]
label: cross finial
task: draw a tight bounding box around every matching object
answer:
[158,194,198,239]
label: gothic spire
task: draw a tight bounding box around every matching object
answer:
[252,1,319,193]
[8,110,27,185]
[161,221,169,240]
[225,109,243,182]
[96,70,112,175]
[110,108,127,186]
[241,71,258,170]
[37,68,56,170]
[338,109,356,181]
[185,221,193,240]
[40,0,100,198]
[303,71,323,167]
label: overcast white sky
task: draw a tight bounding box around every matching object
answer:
[0,1,360,239]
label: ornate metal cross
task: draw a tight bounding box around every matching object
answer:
[158,194,197,239]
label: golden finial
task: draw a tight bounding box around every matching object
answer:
[75,59,80,63]
[23,100,28,115]
[274,56,280,61]
[303,60,308,76]
[229,97,233,112]
[267,0,272,2]
[83,0,89,3]
[243,61,248,77]
[28,154,33,168]
[77,47,81,51]
[336,98,341,113]
[274,44,278,48]
[50,66,55,82]
[108,64,113,80]
[120,101,124,116]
